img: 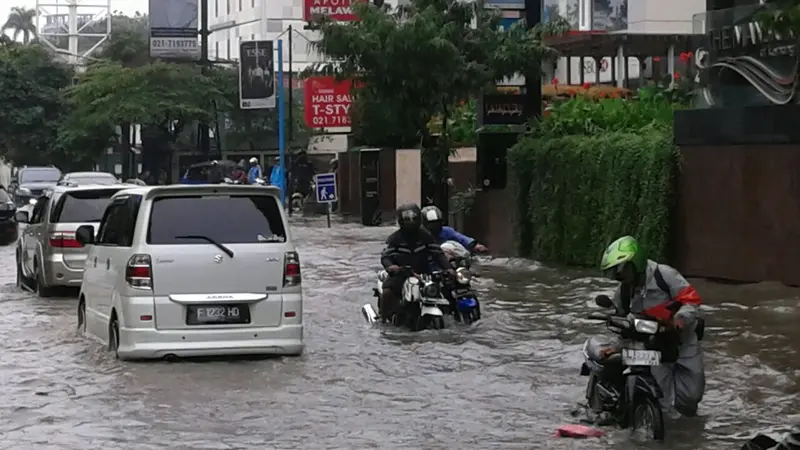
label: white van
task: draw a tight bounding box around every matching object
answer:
[75,185,303,360]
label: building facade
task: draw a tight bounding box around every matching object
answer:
[207,0,321,74]
[549,0,705,85]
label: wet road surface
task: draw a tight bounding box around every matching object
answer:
[1,218,799,449]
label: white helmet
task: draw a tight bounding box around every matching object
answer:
[249,157,258,164]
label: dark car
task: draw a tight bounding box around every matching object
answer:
[0,188,18,243]
[11,166,62,207]
[179,160,238,184]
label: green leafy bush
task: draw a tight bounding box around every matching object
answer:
[536,96,676,137]
[509,129,676,267]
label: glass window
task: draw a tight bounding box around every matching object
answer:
[65,175,118,185]
[19,169,61,183]
[96,195,141,247]
[147,195,286,245]
[50,189,122,223]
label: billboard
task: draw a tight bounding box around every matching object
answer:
[239,41,276,109]
[303,0,366,22]
[303,76,353,129]
[148,0,200,60]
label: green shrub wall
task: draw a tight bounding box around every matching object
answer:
[508,130,677,267]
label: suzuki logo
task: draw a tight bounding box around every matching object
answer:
[214,254,223,263]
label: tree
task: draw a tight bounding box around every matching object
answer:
[0,43,73,167]
[2,7,36,44]
[59,60,229,176]
[211,66,310,152]
[310,0,566,206]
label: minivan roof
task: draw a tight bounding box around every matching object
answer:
[112,184,282,200]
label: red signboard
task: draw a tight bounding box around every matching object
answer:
[304,76,353,129]
[303,0,365,22]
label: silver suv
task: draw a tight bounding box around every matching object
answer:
[15,184,133,296]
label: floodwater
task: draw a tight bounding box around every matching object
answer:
[1,218,798,449]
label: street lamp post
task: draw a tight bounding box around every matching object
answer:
[524,0,542,121]
[199,0,211,156]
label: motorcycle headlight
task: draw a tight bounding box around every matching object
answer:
[633,319,659,334]
[455,267,472,285]
[422,281,439,297]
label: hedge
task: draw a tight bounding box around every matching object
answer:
[508,130,677,267]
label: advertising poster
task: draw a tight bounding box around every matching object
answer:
[303,76,353,129]
[149,0,200,59]
[239,41,276,109]
[303,0,366,22]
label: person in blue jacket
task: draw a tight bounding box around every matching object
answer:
[269,156,286,201]
[421,205,488,253]
[247,157,262,184]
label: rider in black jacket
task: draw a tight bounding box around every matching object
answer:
[379,203,453,320]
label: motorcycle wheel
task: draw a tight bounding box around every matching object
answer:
[461,309,474,325]
[415,315,445,331]
[631,396,665,441]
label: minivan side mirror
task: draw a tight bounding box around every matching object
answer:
[594,294,614,308]
[75,225,95,246]
[15,211,29,223]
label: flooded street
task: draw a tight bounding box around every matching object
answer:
[1,218,799,449]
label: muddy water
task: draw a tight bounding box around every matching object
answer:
[0,219,798,449]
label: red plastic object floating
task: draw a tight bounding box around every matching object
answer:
[554,424,605,438]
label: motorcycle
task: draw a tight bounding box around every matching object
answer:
[440,240,481,324]
[363,268,451,331]
[579,294,670,441]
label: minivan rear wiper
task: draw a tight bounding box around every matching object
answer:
[173,235,234,258]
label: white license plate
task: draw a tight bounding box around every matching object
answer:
[622,349,661,366]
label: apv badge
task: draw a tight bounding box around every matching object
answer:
[214,254,223,263]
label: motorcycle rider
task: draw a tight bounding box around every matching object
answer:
[379,203,454,321]
[420,205,488,253]
[247,157,262,184]
[599,235,705,418]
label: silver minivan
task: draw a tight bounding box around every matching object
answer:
[15,184,132,296]
[75,184,303,360]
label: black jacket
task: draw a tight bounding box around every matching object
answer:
[380,229,450,274]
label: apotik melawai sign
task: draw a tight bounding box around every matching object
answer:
[303,0,365,22]
[304,76,353,129]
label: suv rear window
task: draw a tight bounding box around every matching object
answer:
[146,195,287,244]
[50,189,122,223]
[20,169,61,183]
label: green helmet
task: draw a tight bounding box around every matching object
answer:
[600,236,646,276]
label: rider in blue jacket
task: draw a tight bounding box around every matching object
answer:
[421,205,488,253]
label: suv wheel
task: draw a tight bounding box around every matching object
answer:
[16,250,31,290]
[34,260,56,298]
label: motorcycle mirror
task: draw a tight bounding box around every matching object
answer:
[594,295,613,308]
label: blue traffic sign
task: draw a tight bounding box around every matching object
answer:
[314,173,337,203]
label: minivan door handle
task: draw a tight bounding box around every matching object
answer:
[106,259,110,270]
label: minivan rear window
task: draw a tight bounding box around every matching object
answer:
[146,195,286,245]
[50,189,122,223]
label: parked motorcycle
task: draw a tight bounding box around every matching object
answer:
[440,240,481,324]
[363,268,450,331]
[580,294,671,441]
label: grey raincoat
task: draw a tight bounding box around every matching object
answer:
[609,260,705,416]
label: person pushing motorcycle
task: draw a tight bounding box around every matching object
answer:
[420,205,488,253]
[379,203,453,321]
[599,236,705,418]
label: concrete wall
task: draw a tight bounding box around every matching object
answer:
[627,0,706,33]
[395,149,421,208]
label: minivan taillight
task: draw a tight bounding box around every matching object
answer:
[49,232,81,248]
[125,254,152,289]
[283,251,301,287]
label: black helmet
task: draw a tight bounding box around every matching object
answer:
[421,205,444,236]
[396,203,422,233]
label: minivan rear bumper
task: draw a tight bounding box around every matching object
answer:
[44,254,84,287]
[116,324,304,360]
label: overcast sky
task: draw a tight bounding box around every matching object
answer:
[3,0,146,38]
